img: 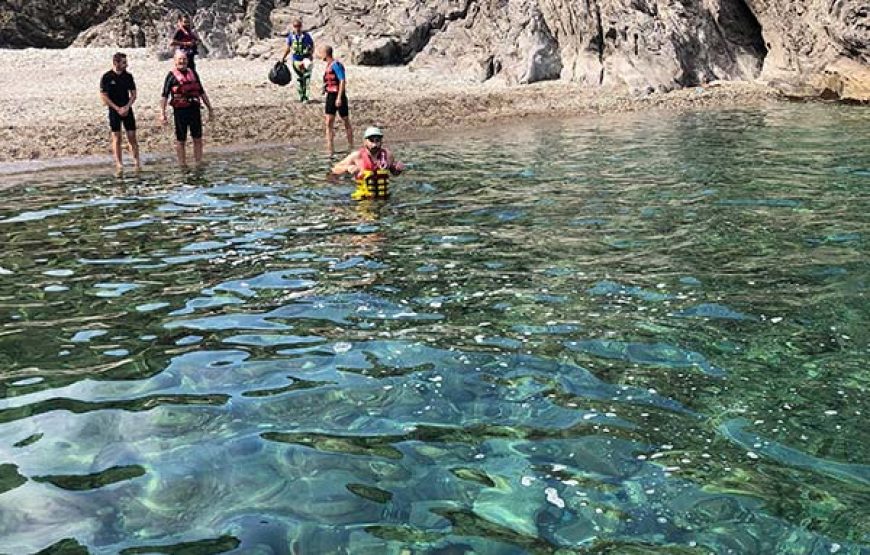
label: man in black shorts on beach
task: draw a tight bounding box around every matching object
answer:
[159,50,214,166]
[100,52,140,171]
[317,44,353,155]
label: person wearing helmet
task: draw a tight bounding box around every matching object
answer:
[317,44,353,155]
[280,18,314,102]
[329,126,406,200]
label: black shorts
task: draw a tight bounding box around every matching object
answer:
[173,105,203,142]
[108,109,136,132]
[325,92,349,117]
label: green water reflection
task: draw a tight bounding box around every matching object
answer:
[0,104,867,554]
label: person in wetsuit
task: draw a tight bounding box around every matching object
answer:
[159,50,214,166]
[99,52,140,171]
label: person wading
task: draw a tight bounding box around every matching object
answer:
[329,126,405,200]
[159,50,214,166]
[99,52,140,171]
[317,44,353,156]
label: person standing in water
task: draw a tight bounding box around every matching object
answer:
[317,44,353,155]
[169,13,200,71]
[99,52,140,171]
[280,18,314,102]
[159,50,214,166]
[330,126,405,200]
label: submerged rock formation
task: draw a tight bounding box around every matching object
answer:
[0,0,866,100]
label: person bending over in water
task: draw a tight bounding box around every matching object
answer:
[330,126,405,200]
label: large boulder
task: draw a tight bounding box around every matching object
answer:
[0,0,115,48]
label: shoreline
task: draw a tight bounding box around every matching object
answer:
[0,47,786,178]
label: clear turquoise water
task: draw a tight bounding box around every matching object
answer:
[0,104,867,554]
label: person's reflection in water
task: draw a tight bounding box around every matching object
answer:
[333,199,390,289]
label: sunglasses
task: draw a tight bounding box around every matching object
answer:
[367,136,383,142]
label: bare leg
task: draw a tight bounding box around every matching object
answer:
[325,114,336,155]
[192,138,204,164]
[111,132,123,170]
[176,141,187,166]
[126,130,140,170]
[342,117,354,150]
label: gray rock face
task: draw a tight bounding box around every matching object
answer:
[72,0,278,59]
[0,0,115,48]
[747,0,870,100]
[0,0,866,100]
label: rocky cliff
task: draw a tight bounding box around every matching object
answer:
[0,0,866,100]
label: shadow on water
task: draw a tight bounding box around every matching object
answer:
[0,104,868,553]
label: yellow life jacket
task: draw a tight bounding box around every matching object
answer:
[353,147,391,200]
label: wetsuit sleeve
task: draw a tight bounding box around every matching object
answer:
[333,62,346,82]
[161,73,175,98]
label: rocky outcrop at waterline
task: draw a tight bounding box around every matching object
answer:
[0,0,867,101]
[750,0,870,101]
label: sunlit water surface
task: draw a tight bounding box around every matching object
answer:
[0,105,868,554]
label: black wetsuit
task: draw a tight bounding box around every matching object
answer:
[100,70,137,132]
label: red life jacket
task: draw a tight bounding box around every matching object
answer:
[176,26,199,54]
[323,60,342,93]
[353,147,392,200]
[169,68,203,108]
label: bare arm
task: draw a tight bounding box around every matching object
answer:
[281,43,291,62]
[200,91,214,120]
[100,92,120,112]
[336,77,346,106]
[159,96,168,123]
[387,150,405,174]
[330,151,360,175]
[126,89,137,111]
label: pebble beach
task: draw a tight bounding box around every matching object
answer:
[0,47,782,171]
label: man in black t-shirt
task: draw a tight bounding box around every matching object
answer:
[100,52,140,171]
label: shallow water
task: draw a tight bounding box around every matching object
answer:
[0,104,868,554]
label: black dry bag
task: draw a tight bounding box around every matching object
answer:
[269,61,292,86]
